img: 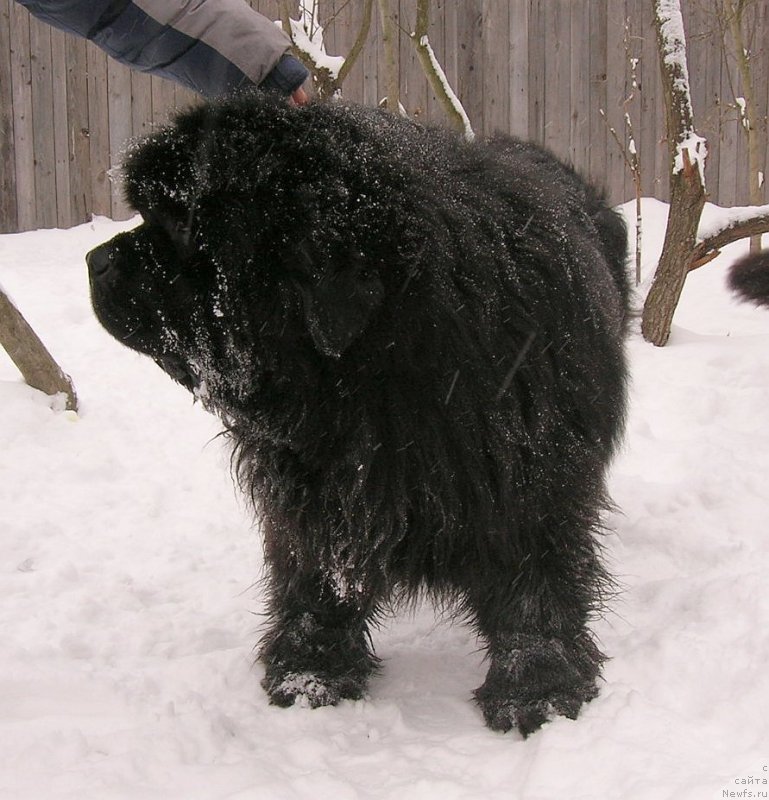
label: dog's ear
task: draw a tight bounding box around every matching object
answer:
[299,261,384,358]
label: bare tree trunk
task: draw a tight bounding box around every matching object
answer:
[377,0,400,113]
[641,0,707,347]
[0,286,78,411]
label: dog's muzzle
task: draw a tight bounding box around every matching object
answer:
[86,244,115,280]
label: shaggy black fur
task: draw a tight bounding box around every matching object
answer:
[87,92,630,736]
[728,250,769,308]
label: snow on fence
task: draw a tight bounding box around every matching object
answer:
[1,0,767,233]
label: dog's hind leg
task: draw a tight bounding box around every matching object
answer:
[466,518,607,737]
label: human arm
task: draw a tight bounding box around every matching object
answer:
[14,0,309,98]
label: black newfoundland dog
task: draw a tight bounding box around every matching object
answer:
[87,93,630,737]
[729,250,769,308]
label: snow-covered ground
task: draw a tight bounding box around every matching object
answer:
[1,201,767,799]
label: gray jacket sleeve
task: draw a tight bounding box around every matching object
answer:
[15,0,309,98]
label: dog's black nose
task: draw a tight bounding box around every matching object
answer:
[86,245,114,278]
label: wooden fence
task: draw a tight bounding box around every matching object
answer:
[1,0,768,233]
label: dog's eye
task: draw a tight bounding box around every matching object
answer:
[169,221,192,244]
[164,218,196,253]
[139,210,193,251]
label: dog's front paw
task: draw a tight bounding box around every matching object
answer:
[474,680,598,736]
[262,668,367,709]
[475,631,602,737]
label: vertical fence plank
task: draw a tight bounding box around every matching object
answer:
[338,0,367,106]
[456,0,484,135]
[756,1,769,205]
[625,0,667,202]
[323,0,339,59]
[51,28,72,228]
[0,0,19,233]
[542,1,570,159]
[717,34,739,207]
[527,0,545,144]
[703,2,737,205]
[508,0,529,139]
[685,1,720,203]
[730,0,766,206]
[107,61,133,220]
[570,1,591,170]
[750,1,768,205]
[653,7,668,201]
[588,0,609,192]
[731,35,748,206]
[28,15,57,229]
[131,72,154,141]
[362,0,381,108]
[605,0,630,203]
[254,0,282,24]
[9,3,35,231]
[151,75,179,128]
[378,0,401,112]
[86,44,111,219]
[481,0,509,137]
[66,35,91,225]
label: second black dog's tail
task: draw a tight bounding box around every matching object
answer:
[728,250,769,308]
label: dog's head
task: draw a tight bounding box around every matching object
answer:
[87,95,424,408]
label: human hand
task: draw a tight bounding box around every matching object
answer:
[290,86,309,106]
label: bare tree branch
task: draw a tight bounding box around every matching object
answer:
[409,0,474,139]
[337,0,373,87]
[601,19,643,285]
[689,208,769,269]
[0,286,78,411]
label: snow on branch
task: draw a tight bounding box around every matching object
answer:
[689,204,769,270]
[655,0,707,184]
[278,0,372,100]
[290,2,344,78]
